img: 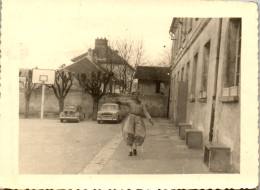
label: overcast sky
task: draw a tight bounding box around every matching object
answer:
[3,0,177,69]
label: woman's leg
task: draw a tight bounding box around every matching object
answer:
[128,145,133,156]
[133,143,137,155]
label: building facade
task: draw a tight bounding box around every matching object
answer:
[135,66,170,96]
[169,18,241,171]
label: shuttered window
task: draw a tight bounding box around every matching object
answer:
[225,18,241,87]
[201,41,211,91]
[191,53,198,94]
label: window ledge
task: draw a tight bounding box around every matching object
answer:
[189,98,195,102]
[189,93,195,102]
[198,98,207,103]
[219,96,239,103]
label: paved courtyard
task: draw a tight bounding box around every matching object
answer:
[19,118,209,174]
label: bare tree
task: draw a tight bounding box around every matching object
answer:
[46,68,73,113]
[157,46,173,67]
[19,69,36,118]
[77,71,113,120]
[112,38,146,93]
[129,40,146,92]
[114,38,134,93]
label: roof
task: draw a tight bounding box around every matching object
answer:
[134,66,170,82]
[65,56,103,74]
[71,52,88,62]
[71,48,135,71]
[105,47,135,71]
[65,56,121,84]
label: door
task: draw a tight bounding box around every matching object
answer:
[176,81,188,125]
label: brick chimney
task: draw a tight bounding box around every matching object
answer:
[95,38,108,59]
[95,38,108,48]
[87,48,93,61]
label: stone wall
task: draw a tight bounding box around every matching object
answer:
[19,88,169,118]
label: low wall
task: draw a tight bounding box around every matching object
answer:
[19,88,169,118]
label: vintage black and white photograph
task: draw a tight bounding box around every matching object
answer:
[0,0,258,189]
[18,17,242,174]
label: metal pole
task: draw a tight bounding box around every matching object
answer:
[40,84,45,119]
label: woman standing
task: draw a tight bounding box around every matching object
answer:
[116,91,154,156]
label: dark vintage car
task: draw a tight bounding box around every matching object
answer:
[59,105,85,123]
[97,103,125,124]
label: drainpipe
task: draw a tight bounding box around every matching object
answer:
[209,18,222,142]
[214,18,223,97]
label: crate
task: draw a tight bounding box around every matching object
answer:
[185,129,203,148]
[204,142,231,172]
[178,123,192,140]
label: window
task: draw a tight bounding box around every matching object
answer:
[178,26,182,50]
[174,33,179,57]
[181,67,184,82]
[186,62,190,82]
[221,18,241,102]
[155,81,160,93]
[187,18,193,33]
[182,18,187,42]
[225,18,241,88]
[201,41,211,92]
[177,18,184,49]
[191,53,198,94]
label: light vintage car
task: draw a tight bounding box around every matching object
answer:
[97,103,124,124]
[59,105,85,123]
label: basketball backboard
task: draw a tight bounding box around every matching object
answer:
[32,69,55,85]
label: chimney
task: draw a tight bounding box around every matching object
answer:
[94,38,108,59]
[95,38,108,49]
[88,48,93,61]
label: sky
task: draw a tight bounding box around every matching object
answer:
[2,0,175,69]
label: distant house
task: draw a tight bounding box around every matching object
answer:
[71,38,135,93]
[134,66,170,96]
[134,66,170,118]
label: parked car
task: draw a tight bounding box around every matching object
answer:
[97,103,124,123]
[59,105,85,123]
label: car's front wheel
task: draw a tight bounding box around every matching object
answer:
[60,119,63,123]
[115,116,120,124]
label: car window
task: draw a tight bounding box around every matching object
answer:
[66,105,75,109]
[65,105,77,111]
[101,104,118,111]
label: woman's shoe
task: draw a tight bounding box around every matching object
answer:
[133,149,137,156]
[128,151,133,156]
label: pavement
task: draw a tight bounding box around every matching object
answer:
[19,118,209,174]
[86,118,209,174]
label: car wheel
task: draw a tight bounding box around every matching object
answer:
[98,120,101,124]
[80,116,84,121]
[60,119,63,123]
[116,116,120,124]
